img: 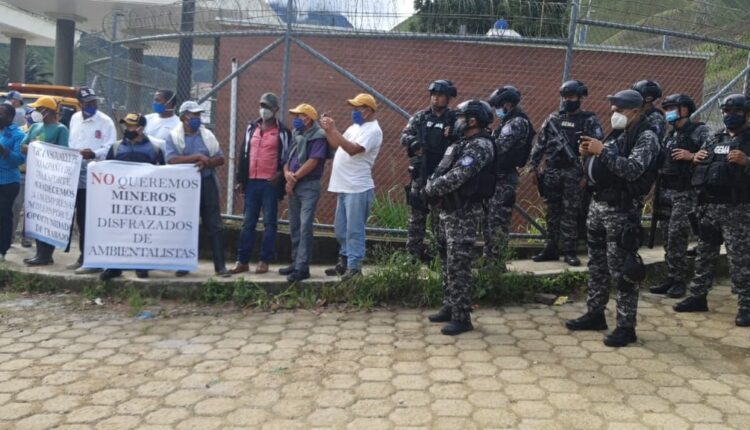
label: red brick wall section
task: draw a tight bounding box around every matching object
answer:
[214,36,706,229]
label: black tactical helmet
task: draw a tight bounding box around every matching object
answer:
[428,80,457,98]
[560,80,588,97]
[488,85,521,107]
[720,93,750,111]
[455,99,494,128]
[631,80,662,101]
[661,93,696,114]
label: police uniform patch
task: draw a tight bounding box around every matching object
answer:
[714,145,730,155]
[459,156,474,167]
[501,124,513,136]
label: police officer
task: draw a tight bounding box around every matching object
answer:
[424,100,495,336]
[632,80,667,142]
[400,80,457,262]
[673,94,750,327]
[649,94,710,298]
[567,89,660,347]
[483,85,534,264]
[529,80,604,266]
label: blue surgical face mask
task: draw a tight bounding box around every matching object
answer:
[665,110,679,123]
[83,105,97,118]
[352,110,365,125]
[292,117,305,132]
[152,102,166,114]
[495,108,506,119]
[188,117,202,132]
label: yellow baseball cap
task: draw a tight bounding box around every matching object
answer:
[289,103,318,121]
[347,93,377,111]
[119,113,147,127]
[29,96,58,111]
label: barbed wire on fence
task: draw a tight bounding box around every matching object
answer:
[76,0,750,237]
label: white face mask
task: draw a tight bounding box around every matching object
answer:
[611,111,629,130]
[259,108,274,120]
[30,110,44,123]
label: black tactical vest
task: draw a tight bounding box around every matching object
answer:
[494,109,536,173]
[691,128,750,203]
[422,110,456,177]
[660,122,703,189]
[550,110,595,166]
[584,117,657,206]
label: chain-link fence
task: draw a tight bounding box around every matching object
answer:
[76,0,750,238]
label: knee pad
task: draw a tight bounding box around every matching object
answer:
[502,188,517,207]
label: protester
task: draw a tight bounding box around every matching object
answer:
[278,103,328,282]
[144,89,180,150]
[0,104,26,262]
[165,101,231,277]
[100,113,165,281]
[231,92,290,275]
[10,107,40,249]
[320,93,383,280]
[21,96,69,266]
[3,91,26,127]
[67,87,116,274]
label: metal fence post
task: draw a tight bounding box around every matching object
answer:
[227,58,238,215]
[108,13,119,115]
[176,0,195,104]
[745,51,750,98]
[561,0,579,84]
[280,0,293,117]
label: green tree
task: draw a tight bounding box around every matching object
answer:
[0,51,53,86]
[408,0,569,38]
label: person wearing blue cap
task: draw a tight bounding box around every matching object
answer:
[566,89,660,347]
[3,91,25,127]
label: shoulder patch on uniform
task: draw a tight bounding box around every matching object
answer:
[501,124,513,136]
[459,156,474,167]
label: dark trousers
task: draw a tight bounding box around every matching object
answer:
[201,176,227,272]
[237,179,278,264]
[0,183,20,255]
[71,189,87,261]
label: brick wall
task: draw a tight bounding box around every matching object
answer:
[214,36,706,229]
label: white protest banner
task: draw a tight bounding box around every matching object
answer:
[82,161,201,271]
[24,141,82,248]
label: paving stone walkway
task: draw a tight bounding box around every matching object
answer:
[0,283,748,429]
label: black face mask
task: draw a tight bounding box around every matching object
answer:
[723,113,746,130]
[563,99,581,113]
[123,130,139,140]
[452,118,468,138]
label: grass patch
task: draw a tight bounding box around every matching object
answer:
[368,186,410,230]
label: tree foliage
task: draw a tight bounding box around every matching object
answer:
[0,51,53,86]
[408,0,569,38]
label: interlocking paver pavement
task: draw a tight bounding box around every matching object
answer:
[0,283,748,429]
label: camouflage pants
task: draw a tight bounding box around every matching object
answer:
[542,167,582,254]
[688,203,750,309]
[483,172,518,260]
[406,195,439,259]
[658,188,696,284]
[437,203,482,323]
[586,200,640,328]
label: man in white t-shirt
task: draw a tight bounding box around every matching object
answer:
[144,89,180,150]
[320,93,383,280]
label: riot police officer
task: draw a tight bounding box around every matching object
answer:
[632,80,667,142]
[529,80,604,266]
[674,94,750,328]
[483,85,535,264]
[424,100,495,336]
[400,80,457,262]
[649,94,710,298]
[567,89,660,347]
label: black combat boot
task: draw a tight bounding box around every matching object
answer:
[428,306,452,323]
[735,308,750,327]
[563,254,581,267]
[666,281,687,298]
[532,245,559,262]
[686,246,697,257]
[325,256,347,276]
[673,295,708,312]
[603,326,637,347]
[565,312,608,331]
[649,278,674,295]
[441,318,474,336]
